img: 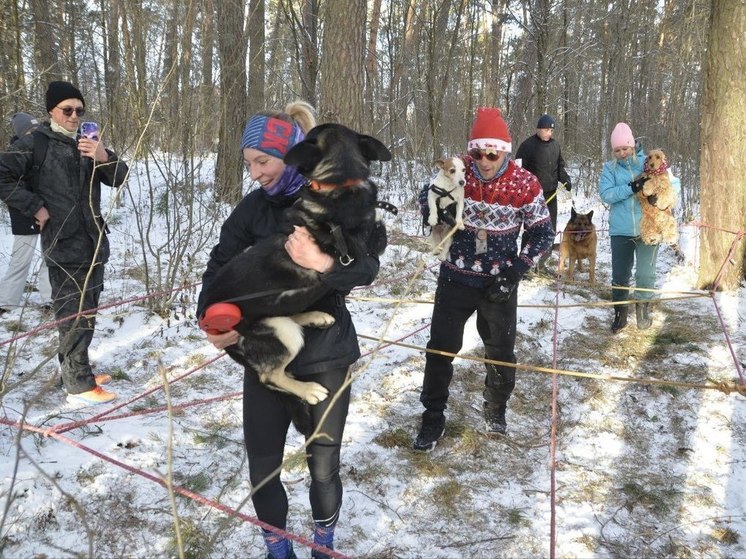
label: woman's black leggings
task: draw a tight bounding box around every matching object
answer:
[243,366,351,530]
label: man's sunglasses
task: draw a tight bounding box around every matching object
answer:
[57,106,86,117]
[468,148,500,162]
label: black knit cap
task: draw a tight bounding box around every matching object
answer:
[536,114,555,129]
[45,81,85,113]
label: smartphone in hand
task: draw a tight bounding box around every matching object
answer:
[80,122,99,141]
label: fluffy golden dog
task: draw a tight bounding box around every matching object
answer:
[637,148,678,245]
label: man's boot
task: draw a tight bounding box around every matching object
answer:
[636,301,652,330]
[413,410,445,452]
[611,305,628,334]
[484,402,507,435]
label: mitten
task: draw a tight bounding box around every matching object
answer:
[485,267,521,304]
[629,175,649,193]
[564,181,572,192]
[647,194,658,207]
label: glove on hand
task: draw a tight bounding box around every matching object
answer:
[629,175,649,193]
[647,194,658,207]
[564,182,572,192]
[486,267,521,304]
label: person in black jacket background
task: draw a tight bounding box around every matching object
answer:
[196,101,379,559]
[0,112,52,315]
[0,82,128,405]
[515,114,572,273]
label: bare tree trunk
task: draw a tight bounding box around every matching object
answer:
[487,0,507,107]
[697,0,746,290]
[103,0,121,141]
[215,0,247,204]
[366,0,383,130]
[247,0,265,115]
[31,0,62,83]
[318,0,366,128]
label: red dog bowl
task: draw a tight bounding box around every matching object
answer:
[199,303,242,335]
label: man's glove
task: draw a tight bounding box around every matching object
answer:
[629,175,649,193]
[647,194,658,207]
[564,181,572,192]
[486,267,521,303]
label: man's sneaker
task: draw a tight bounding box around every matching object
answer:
[485,404,507,435]
[413,411,445,452]
[94,374,112,385]
[67,386,117,406]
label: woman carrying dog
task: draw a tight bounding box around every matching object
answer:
[599,122,673,333]
[197,102,380,559]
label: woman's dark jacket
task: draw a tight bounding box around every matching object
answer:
[197,187,379,376]
[0,123,129,267]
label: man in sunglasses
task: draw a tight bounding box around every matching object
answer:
[0,81,129,406]
[414,107,554,451]
[515,114,573,275]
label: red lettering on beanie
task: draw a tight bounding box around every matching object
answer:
[260,119,293,154]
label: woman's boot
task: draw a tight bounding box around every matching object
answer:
[611,305,628,334]
[636,301,652,330]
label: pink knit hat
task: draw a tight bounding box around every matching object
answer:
[610,123,635,150]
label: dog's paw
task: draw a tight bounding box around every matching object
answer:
[300,381,329,405]
[294,311,335,329]
[428,215,438,227]
[456,220,465,230]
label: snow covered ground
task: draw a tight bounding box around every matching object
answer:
[1,163,744,558]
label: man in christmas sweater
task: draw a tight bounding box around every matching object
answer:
[414,107,554,451]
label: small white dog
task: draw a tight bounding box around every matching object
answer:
[427,157,466,260]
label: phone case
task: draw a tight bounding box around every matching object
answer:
[80,122,99,141]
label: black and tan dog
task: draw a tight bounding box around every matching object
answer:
[558,208,597,284]
[200,123,391,405]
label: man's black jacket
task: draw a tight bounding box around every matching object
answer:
[0,124,128,266]
[515,134,571,194]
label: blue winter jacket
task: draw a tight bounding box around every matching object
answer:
[599,148,680,237]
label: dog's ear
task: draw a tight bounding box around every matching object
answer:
[587,210,594,221]
[284,140,323,176]
[571,207,577,219]
[434,159,445,169]
[357,134,392,163]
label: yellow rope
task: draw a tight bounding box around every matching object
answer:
[357,333,746,396]
[349,292,708,309]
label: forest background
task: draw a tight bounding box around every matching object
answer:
[1,1,745,556]
[0,0,744,297]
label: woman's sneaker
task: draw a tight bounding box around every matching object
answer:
[413,410,445,452]
[67,386,117,406]
[94,374,112,385]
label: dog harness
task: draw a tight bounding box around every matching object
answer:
[428,184,458,226]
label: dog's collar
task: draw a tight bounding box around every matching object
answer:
[644,160,669,176]
[308,179,363,191]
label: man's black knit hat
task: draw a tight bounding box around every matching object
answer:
[45,81,85,113]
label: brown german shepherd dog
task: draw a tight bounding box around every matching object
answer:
[558,208,597,284]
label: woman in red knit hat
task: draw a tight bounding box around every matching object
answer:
[414,107,555,451]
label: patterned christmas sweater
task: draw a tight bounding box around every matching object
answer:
[439,156,554,288]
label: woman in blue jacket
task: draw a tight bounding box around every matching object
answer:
[598,122,678,333]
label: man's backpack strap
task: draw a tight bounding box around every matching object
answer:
[27,131,49,192]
